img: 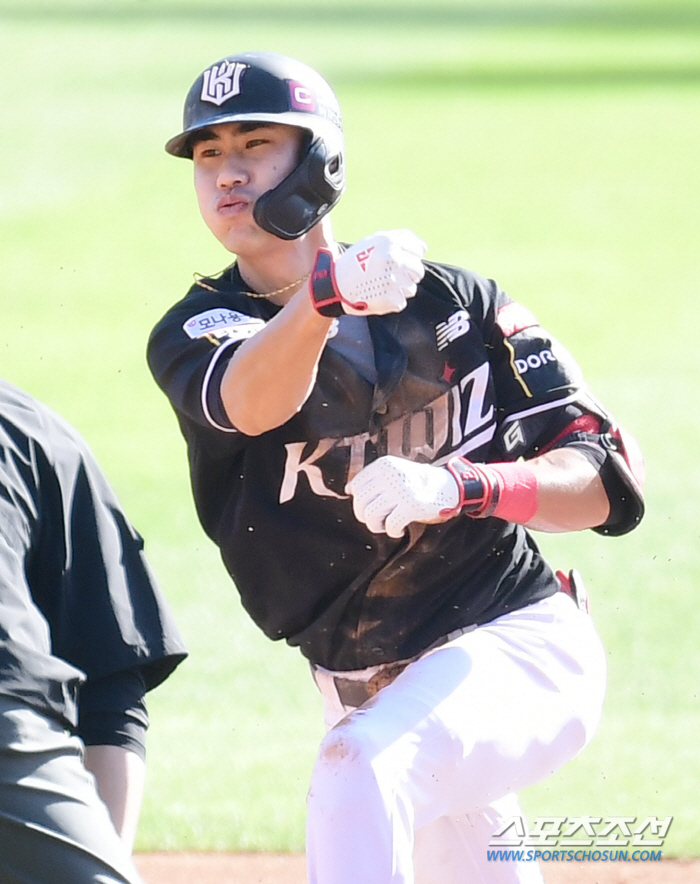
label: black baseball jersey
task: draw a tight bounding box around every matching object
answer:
[148,258,641,672]
[0,379,187,733]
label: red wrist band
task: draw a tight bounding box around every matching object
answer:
[487,461,539,524]
[446,457,538,524]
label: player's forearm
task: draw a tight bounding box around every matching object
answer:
[83,744,146,852]
[522,447,610,533]
[221,286,333,435]
[347,448,611,540]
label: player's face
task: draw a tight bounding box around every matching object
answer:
[192,121,304,254]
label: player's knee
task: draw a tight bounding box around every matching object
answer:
[317,719,377,771]
[319,730,352,763]
[310,721,390,815]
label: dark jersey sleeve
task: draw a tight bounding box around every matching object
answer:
[482,298,588,458]
[0,531,85,727]
[23,393,188,734]
[78,669,149,758]
[147,280,270,434]
[0,380,188,733]
[27,429,189,693]
[475,290,645,535]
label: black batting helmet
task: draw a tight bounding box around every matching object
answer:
[165,51,345,240]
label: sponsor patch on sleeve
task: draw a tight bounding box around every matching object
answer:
[183,308,266,342]
[496,302,539,337]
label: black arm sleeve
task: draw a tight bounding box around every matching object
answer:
[77,669,149,759]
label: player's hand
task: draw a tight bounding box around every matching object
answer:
[309,230,427,318]
[345,455,460,539]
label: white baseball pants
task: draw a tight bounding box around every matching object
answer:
[306,592,607,884]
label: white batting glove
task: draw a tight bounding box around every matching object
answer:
[345,455,460,539]
[309,230,427,317]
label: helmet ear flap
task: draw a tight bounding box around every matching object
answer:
[253,138,345,240]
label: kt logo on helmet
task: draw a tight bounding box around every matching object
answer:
[201,61,246,106]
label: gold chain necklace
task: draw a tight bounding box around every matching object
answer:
[194,270,310,299]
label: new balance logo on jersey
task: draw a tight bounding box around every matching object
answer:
[201,61,246,106]
[355,247,375,271]
[436,311,470,350]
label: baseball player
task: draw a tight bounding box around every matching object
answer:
[0,378,187,883]
[147,51,645,883]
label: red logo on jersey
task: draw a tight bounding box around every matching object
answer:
[496,302,539,337]
[355,247,375,272]
[441,363,456,383]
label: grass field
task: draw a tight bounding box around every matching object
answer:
[1,0,699,858]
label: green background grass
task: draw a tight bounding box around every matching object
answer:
[1,0,698,857]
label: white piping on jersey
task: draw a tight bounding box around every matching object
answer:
[201,338,239,433]
[502,389,584,427]
[432,389,581,466]
[433,422,497,466]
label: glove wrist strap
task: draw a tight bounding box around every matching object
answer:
[309,249,345,317]
[444,458,496,517]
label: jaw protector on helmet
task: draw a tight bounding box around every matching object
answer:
[253,135,344,240]
[165,51,345,240]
